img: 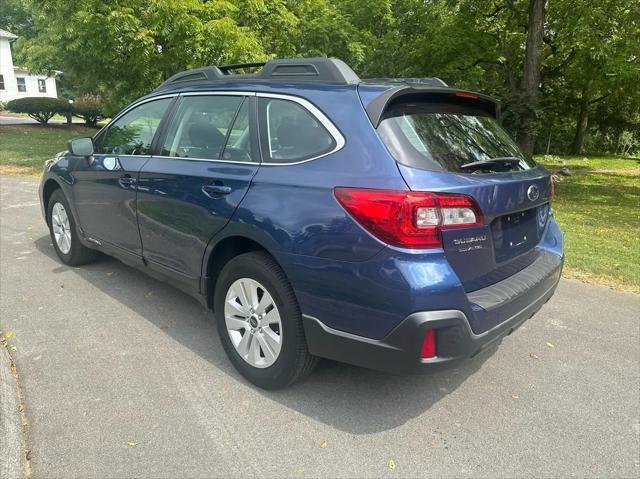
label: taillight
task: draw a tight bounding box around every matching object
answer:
[334,188,483,249]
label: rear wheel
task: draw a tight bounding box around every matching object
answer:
[214,251,317,389]
[47,189,98,266]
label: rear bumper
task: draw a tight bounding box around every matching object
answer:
[302,252,562,374]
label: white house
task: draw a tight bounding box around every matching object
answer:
[0,28,58,103]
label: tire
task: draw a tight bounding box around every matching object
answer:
[214,251,317,389]
[47,189,98,266]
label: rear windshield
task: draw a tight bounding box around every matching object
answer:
[378,102,536,173]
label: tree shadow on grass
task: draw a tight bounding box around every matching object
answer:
[34,235,494,434]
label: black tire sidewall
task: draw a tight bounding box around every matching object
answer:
[214,252,303,389]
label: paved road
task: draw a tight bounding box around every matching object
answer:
[1,175,639,478]
[0,115,68,126]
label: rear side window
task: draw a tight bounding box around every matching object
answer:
[161,95,245,160]
[97,98,171,155]
[378,102,536,173]
[258,98,335,163]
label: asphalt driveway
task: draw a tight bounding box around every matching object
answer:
[1,175,639,478]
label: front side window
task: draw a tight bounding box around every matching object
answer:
[16,77,26,92]
[0,75,5,90]
[38,79,46,93]
[161,95,245,160]
[258,98,335,163]
[97,98,171,155]
[378,102,536,173]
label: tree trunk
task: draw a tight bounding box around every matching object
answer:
[518,0,546,156]
[569,88,590,155]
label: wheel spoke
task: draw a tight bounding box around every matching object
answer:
[237,280,252,311]
[236,330,252,357]
[255,290,274,316]
[225,315,247,331]
[262,327,281,354]
[60,234,68,252]
[249,334,261,364]
[226,297,248,317]
[262,308,280,325]
[248,280,260,310]
[257,333,277,363]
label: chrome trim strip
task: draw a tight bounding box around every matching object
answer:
[150,155,257,166]
[256,92,346,165]
[94,93,179,139]
[97,90,345,166]
[301,314,400,350]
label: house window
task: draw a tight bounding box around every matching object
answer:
[38,79,47,93]
[16,77,26,92]
[0,75,5,90]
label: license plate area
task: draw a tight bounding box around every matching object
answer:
[491,208,539,263]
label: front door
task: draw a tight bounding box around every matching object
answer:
[136,94,259,282]
[71,97,173,257]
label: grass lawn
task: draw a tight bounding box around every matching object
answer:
[0,124,97,174]
[0,124,637,292]
[536,155,640,293]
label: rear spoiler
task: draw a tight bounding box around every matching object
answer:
[364,86,500,128]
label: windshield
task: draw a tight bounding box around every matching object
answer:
[378,102,536,173]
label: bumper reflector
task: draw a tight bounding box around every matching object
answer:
[420,329,436,359]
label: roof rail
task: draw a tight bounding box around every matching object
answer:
[155,57,360,91]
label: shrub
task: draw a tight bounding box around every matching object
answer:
[73,94,105,127]
[6,97,71,124]
[0,100,6,111]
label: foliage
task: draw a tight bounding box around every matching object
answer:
[6,96,71,124]
[14,0,640,154]
[72,94,105,127]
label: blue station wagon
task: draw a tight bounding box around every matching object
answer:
[39,58,564,389]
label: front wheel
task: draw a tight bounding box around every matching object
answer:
[47,189,98,266]
[214,251,317,389]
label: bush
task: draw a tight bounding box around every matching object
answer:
[6,97,71,124]
[72,94,105,127]
[0,100,6,111]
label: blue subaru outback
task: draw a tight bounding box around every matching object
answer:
[39,58,564,389]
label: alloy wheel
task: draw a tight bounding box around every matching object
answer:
[224,278,283,368]
[51,202,72,254]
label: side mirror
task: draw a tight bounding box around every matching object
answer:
[68,137,94,157]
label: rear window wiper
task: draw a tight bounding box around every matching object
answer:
[460,156,523,170]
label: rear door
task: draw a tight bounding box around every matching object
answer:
[136,93,259,284]
[375,97,553,291]
[72,97,173,258]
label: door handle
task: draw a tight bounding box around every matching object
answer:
[202,184,232,197]
[118,174,136,188]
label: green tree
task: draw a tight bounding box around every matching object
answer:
[22,0,265,113]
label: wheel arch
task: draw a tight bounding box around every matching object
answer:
[42,178,63,225]
[203,234,292,311]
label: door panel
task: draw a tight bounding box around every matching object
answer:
[137,160,258,276]
[71,97,173,255]
[137,95,258,279]
[72,155,149,255]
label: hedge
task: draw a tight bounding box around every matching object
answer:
[72,94,105,127]
[6,97,71,124]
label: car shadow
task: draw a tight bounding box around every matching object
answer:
[34,235,493,435]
